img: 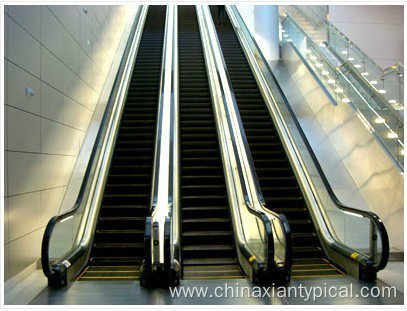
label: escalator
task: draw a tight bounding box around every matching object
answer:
[178,5,244,280]
[77,5,166,281]
[210,6,343,279]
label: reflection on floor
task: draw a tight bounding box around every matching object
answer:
[30,276,403,305]
[378,261,404,293]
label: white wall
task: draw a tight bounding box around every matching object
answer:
[329,5,404,69]
[3,5,133,281]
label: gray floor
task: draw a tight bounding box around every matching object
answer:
[378,261,404,293]
[30,276,403,305]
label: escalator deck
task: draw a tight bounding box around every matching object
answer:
[178,5,244,280]
[77,5,166,281]
[210,6,344,279]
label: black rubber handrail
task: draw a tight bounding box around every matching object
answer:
[41,8,144,279]
[230,5,389,272]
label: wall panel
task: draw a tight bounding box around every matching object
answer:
[4,5,134,281]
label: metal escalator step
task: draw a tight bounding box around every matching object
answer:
[292,232,319,247]
[287,219,314,233]
[292,269,343,278]
[183,230,232,237]
[182,217,230,223]
[183,258,239,266]
[182,206,229,219]
[89,257,143,266]
[78,263,142,281]
[100,205,148,216]
[293,246,323,257]
[92,243,144,257]
[264,196,305,208]
[182,245,236,259]
[183,244,234,251]
[93,243,144,249]
[181,184,225,189]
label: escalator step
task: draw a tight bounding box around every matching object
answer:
[78,265,140,281]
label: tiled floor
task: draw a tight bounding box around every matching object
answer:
[2,257,402,305]
[29,275,403,305]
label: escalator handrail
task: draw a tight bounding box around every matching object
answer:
[41,6,146,279]
[150,6,170,214]
[228,5,389,272]
[200,6,289,277]
[170,5,181,266]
